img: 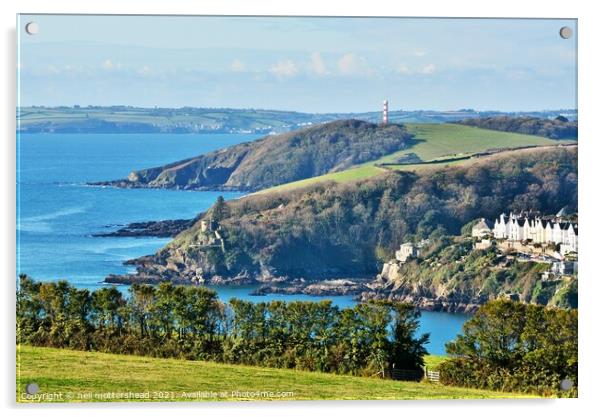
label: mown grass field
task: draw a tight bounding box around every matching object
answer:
[16,345,535,402]
[381,123,563,163]
[261,123,576,193]
[263,165,387,193]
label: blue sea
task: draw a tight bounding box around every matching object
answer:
[16,132,467,354]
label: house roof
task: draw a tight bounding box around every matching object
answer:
[473,218,492,230]
[556,206,569,217]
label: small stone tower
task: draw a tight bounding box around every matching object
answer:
[382,99,389,124]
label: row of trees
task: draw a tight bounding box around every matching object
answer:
[440,299,578,396]
[17,275,428,377]
[454,115,577,139]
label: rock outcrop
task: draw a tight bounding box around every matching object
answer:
[94,218,195,238]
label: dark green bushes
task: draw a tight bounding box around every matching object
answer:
[439,299,577,396]
[453,116,577,139]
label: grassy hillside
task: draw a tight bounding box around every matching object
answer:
[261,123,575,193]
[261,165,386,193]
[385,123,564,163]
[17,346,533,402]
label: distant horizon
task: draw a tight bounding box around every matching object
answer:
[17,104,578,115]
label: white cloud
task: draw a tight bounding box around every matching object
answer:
[230,59,246,72]
[396,64,412,75]
[337,53,370,76]
[414,50,428,57]
[309,52,328,76]
[102,59,121,71]
[269,60,298,79]
[420,64,436,74]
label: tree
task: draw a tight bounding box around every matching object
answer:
[446,300,526,366]
[440,300,578,396]
[212,196,229,222]
[389,302,429,372]
[128,284,155,338]
[16,274,42,345]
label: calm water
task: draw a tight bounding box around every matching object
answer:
[16,133,467,354]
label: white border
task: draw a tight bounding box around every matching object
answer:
[2,1,601,416]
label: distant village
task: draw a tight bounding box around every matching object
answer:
[393,209,578,281]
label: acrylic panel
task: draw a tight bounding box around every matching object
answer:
[16,15,578,403]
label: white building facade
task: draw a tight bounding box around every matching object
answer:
[395,243,419,263]
[492,212,577,254]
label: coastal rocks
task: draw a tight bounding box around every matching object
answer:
[357,290,480,314]
[93,218,195,238]
[251,278,371,297]
[208,271,257,286]
[104,274,191,285]
[92,179,246,192]
[104,270,258,287]
[364,259,485,313]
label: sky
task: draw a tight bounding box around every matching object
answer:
[17,15,577,113]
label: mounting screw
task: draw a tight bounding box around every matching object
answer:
[25,382,39,395]
[559,26,572,39]
[25,22,39,35]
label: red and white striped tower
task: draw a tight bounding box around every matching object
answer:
[382,99,389,124]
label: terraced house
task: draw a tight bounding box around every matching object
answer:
[492,211,578,255]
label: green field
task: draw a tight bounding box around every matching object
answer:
[380,123,561,163]
[16,346,534,402]
[261,123,576,193]
[262,165,387,193]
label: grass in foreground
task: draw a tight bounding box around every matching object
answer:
[16,345,535,402]
[259,123,575,193]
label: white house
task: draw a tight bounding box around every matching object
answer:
[493,213,509,239]
[395,243,419,263]
[491,211,577,254]
[552,222,564,244]
[471,218,492,238]
[560,223,578,254]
